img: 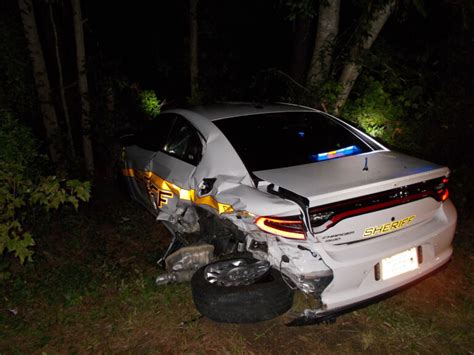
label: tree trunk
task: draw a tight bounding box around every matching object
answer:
[49,3,75,159]
[72,0,94,175]
[189,0,199,102]
[18,0,62,164]
[289,14,312,84]
[306,0,340,87]
[334,0,396,114]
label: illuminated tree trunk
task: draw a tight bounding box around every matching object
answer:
[189,0,199,102]
[334,0,396,113]
[49,3,75,158]
[306,0,340,87]
[18,0,62,164]
[72,0,94,175]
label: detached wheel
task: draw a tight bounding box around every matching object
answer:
[191,258,294,323]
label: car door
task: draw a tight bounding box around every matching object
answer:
[123,113,204,220]
[147,115,204,221]
[122,114,176,212]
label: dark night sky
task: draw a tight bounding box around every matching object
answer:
[82,0,292,98]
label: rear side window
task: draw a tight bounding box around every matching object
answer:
[163,116,203,165]
[137,113,175,151]
[214,112,374,171]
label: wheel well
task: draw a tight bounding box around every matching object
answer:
[196,207,246,255]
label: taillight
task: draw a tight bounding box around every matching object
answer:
[255,216,306,240]
[434,177,449,202]
[434,178,449,202]
[440,189,449,202]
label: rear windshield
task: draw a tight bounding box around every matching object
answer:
[214,111,374,171]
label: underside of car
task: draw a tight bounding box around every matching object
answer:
[120,103,457,325]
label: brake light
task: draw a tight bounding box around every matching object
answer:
[255,217,306,240]
[436,187,449,202]
[434,177,449,202]
[440,189,449,201]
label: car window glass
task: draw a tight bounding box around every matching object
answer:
[163,116,203,165]
[136,113,176,151]
[214,112,375,171]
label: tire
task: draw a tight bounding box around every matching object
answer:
[191,261,294,323]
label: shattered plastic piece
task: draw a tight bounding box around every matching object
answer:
[7,308,18,316]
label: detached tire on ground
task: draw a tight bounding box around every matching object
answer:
[191,264,294,323]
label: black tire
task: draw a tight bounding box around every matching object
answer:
[191,261,294,323]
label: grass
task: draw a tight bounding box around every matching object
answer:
[0,182,473,353]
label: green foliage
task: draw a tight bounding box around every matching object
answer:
[0,111,41,172]
[341,45,426,151]
[343,78,404,142]
[311,80,343,111]
[0,113,91,265]
[139,90,162,118]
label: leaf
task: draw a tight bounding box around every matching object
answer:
[66,179,81,188]
[76,187,90,202]
[68,196,79,210]
[15,246,33,264]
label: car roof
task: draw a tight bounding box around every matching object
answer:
[171,102,316,121]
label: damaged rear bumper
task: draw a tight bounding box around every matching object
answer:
[286,199,457,324]
[287,255,451,326]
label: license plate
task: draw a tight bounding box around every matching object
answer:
[380,247,419,280]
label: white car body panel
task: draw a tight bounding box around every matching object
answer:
[255,151,448,208]
[315,200,456,310]
[121,102,457,318]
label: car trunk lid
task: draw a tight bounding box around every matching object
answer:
[254,151,448,208]
[254,151,449,244]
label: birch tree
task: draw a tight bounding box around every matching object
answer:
[18,0,63,164]
[334,0,397,113]
[286,0,398,112]
[306,0,341,86]
[71,0,94,175]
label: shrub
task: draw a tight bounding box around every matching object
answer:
[0,112,91,268]
[140,90,162,118]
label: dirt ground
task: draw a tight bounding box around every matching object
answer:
[1,184,473,354]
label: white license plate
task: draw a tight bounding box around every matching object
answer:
[381,247,419,280]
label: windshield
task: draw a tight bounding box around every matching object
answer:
[214,111,375,171]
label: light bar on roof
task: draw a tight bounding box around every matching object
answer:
[312,145,362,162]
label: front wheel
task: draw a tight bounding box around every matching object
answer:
[191,259,294,323]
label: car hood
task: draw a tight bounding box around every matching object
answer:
[253,151,449,209]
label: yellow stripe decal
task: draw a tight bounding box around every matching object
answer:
[123,168,233,214]
[122,168,135,177]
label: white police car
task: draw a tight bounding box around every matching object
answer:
[121,102,457,324]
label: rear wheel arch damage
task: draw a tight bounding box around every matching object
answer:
[122,139,320,322]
